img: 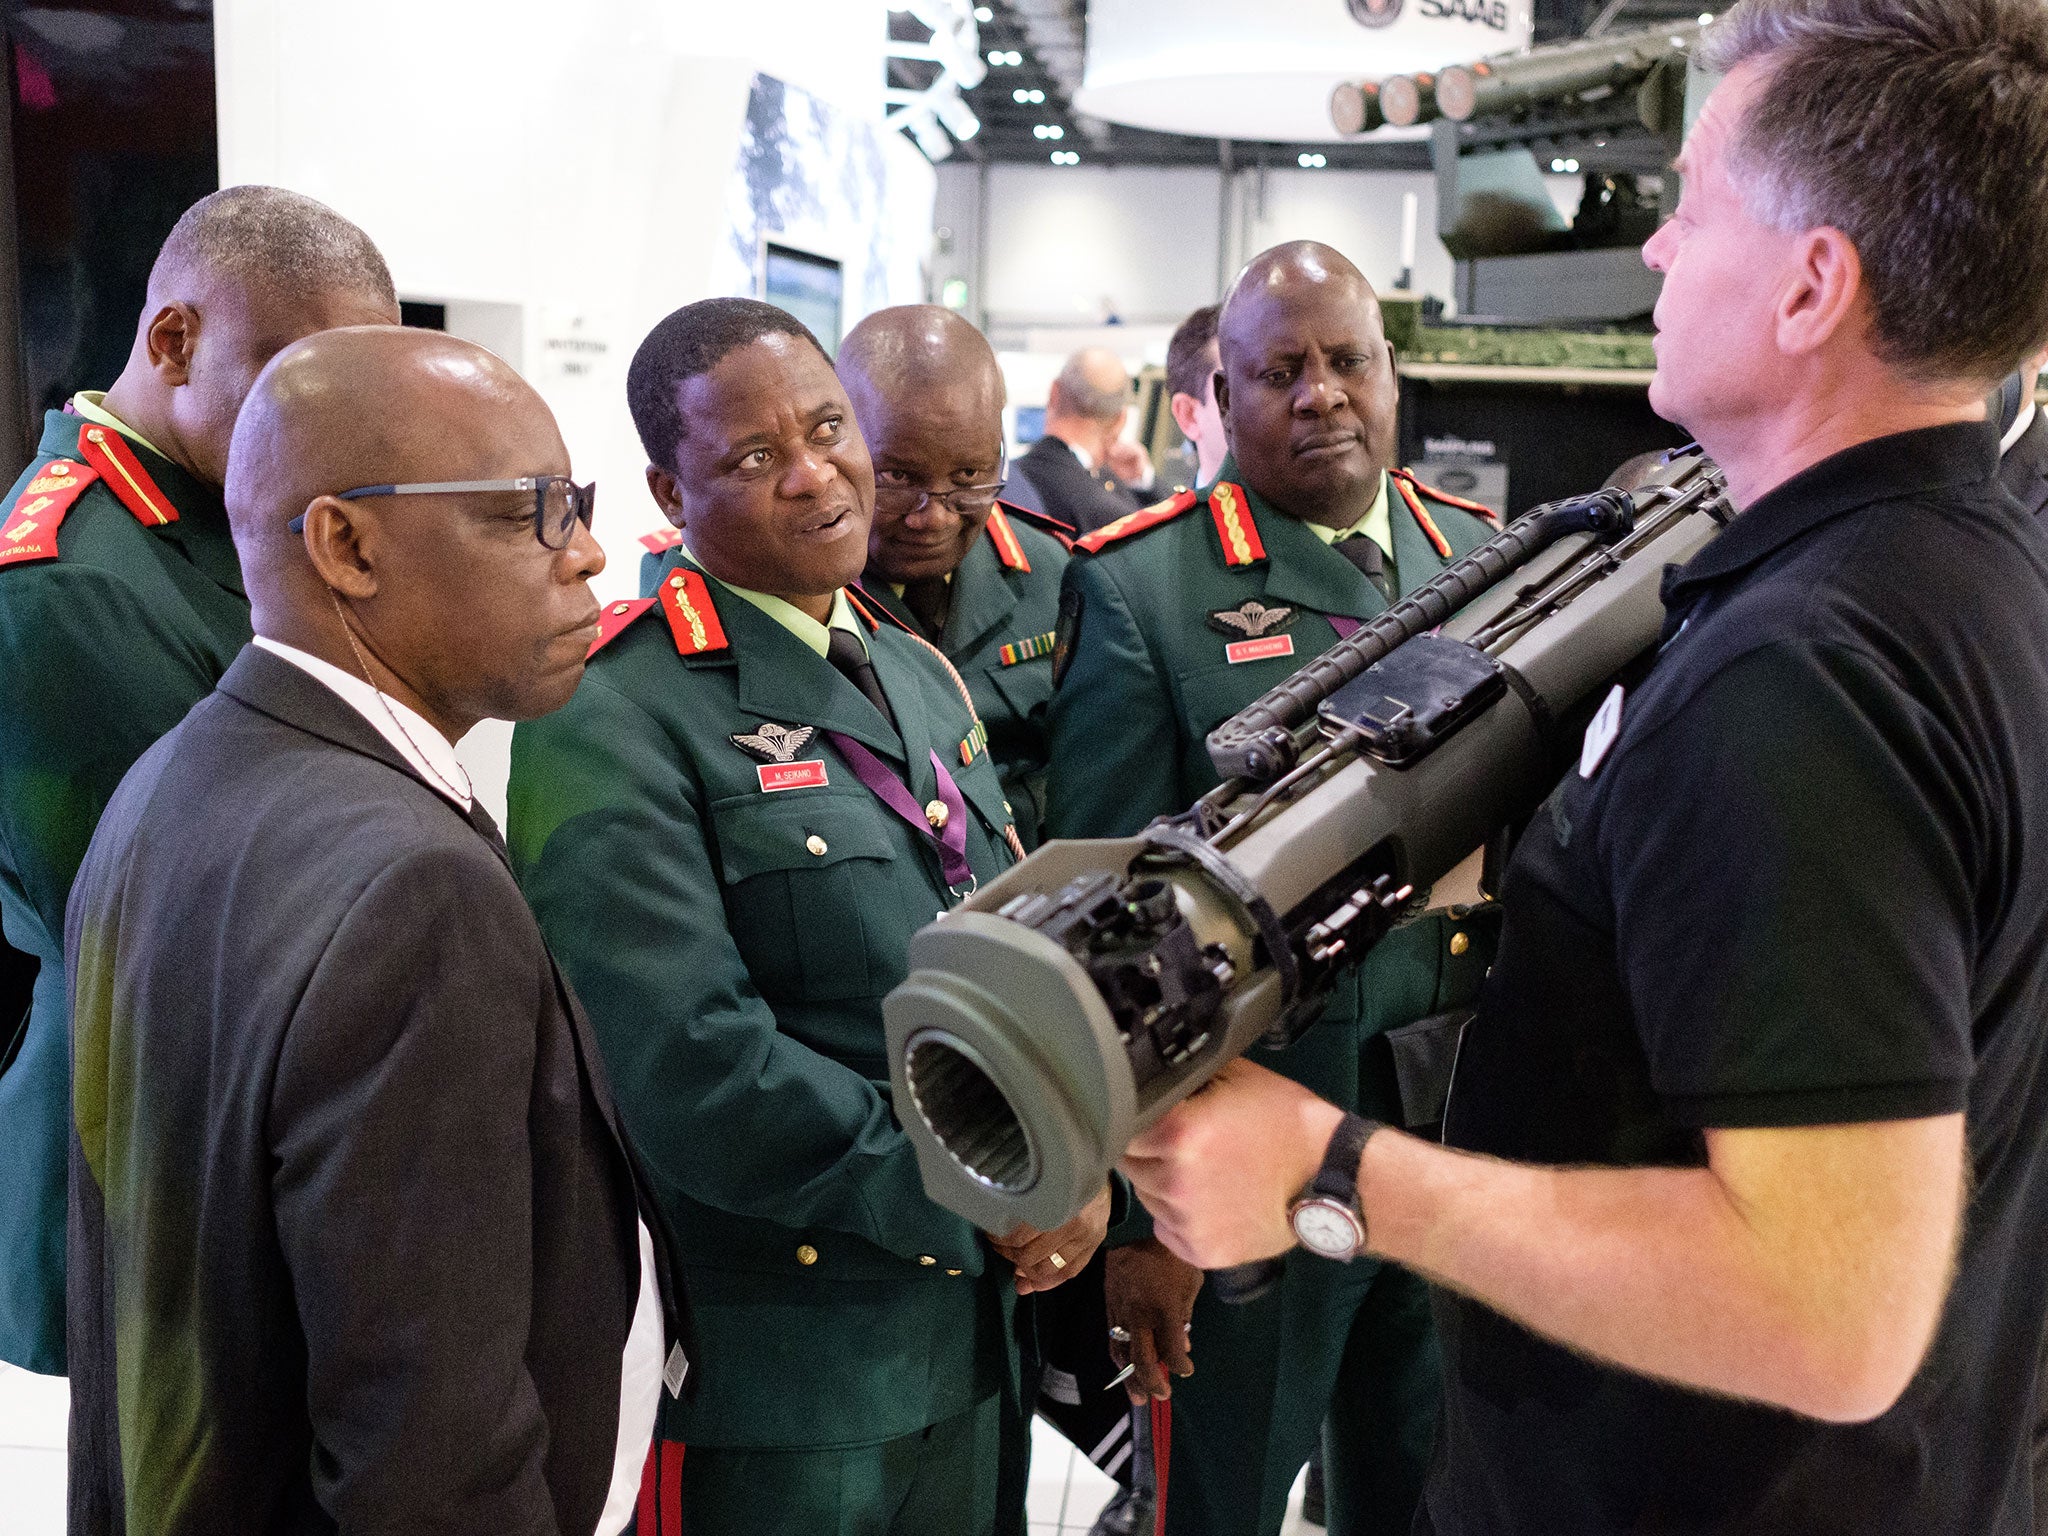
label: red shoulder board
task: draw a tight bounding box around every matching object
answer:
[587,597,656,657]
[76,424,177,527]
[638,525,686,555]
[983,506,1031,573]
[1205,481,1268,567]
[846,584,913,637]
[1395,467,1502,528]
[0,460,101,570]
[1073,488,1198,555]
[655,567,730,656]
[1391,474,1454,559]
[994,499,1075,550]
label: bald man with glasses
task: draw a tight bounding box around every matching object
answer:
[838,305,1076,850]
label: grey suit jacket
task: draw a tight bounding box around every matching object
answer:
[66,644,683,1536]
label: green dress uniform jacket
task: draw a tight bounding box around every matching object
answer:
[506,556,1023,1454]
[855,503,1071,850]
[1045,461,1500,1536]
[0,409,249,1374]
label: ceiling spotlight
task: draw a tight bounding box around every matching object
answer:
[988,48,1021,65]
[1548,156,1582,173]
[1297,151,1328,168]
[1013,87,1044,104]
[1033,123,1065,139]
[1050,150,1079,165]
[975,4,993,18]
[1697,10,1713,21]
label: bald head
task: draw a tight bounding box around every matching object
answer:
[229,325,601,741]
[1212,241,1397,526]
[1049,347,1132,425]
[228,326,556,578]
[1219,242,1378,370]
[840,304,1003,421]
[102,186,400,491]
[151,186,396,314]
[839,306,1010,585]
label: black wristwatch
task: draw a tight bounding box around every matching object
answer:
[1288,1113,1382,1261]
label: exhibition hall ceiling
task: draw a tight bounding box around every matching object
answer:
[893,0,1718,169]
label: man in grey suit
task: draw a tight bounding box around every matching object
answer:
[65,325,684,1536]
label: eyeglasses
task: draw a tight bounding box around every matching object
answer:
[873,449,1008,519]
[287,477,597,550]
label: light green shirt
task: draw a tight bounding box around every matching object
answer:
[678,543,866,658]
[69,391,167,459]
[1304,471,1392,554]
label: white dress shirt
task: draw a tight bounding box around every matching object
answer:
[253,634,665,1536]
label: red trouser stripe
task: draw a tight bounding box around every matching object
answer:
[636,1437,687,1533]
[1151,1400,1172,1536]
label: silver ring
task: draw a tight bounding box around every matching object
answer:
[1048,1250,1067,1270]
[1108,1325,1132,1344]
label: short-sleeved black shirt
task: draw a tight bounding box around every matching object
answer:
[1425,423,2048,1535]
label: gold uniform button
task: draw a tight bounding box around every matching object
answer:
[918,1254,937,1266]
[796,1244,819,1266]
[806,835,828,856]
[946,1268,963,1276]
[1449,931,1471,957]
[612,602,632,615]
[670,574,685,588]
[925,800,949,831]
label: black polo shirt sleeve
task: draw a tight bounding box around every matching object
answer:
[1596,636,1977,1128]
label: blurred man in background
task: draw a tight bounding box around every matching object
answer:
[1016,346,1152,534]
[1166,305,1228,489]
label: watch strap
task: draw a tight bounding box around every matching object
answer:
[1309,1113,1382,1205]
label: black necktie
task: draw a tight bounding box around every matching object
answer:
[827,626,897,730]
[1333,534,1394,602]
[902,577,951,642]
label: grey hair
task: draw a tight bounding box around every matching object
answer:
[152,185,396,308]
[1050,353,1130,422]
[1696,0,2048,385]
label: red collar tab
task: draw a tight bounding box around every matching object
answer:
[1392,474,1455,559]
[587,597,656,658]
[846,584,911,637]
[0,459,101,569]
[1206,481,1267,566]
[995,498,1076,550]
[76,423,178,527]
[1395,467,1501,527]
[984,506,1031,572]
[1073,488,1198,555]
[638,525,686,555]
[656,567,731,656]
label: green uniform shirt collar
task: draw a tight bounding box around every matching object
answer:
[69,391,168,460]
[677,542,865,658]
[1301,472,1392,557]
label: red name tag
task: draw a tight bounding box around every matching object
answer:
[758,760,829,793]
[1225,635,1296,665]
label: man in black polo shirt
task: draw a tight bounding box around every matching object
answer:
[1117,2,2048,1532]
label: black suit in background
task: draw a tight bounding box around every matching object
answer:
[2002,408,2048,521]
[66,645,679,1536]
[1014,432,1146,534]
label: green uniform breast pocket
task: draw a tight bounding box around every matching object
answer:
[986,653,1055,730]
[1176,652,1309,740]
[709,794,896,1003]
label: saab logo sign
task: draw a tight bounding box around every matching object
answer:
[1345,0,1403,25]
[1420,0,1513,29]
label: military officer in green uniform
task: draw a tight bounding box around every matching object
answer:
[1046,242,1501,1536]
[836,304,1073,850]
[507,298,1111,1536]
[0,187,396,1376]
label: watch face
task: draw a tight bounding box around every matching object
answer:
[1291,1198,1363,1259]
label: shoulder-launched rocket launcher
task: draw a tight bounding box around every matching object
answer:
[883,448,1733,1284]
